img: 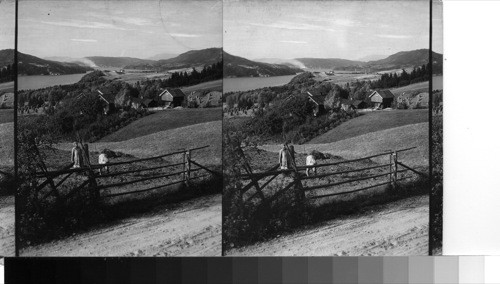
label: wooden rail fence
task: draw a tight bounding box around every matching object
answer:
[33,144,218,202]
[239,146,427,206]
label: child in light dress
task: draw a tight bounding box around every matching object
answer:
[98,150,109,175]
[306,151,317,177]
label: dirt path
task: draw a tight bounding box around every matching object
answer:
[21,194,221,256]
[227,195,428,256]
[0,196,14,256]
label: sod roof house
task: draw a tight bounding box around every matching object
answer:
[340,98,367,111]
[369,89,394,109]
[96,90,116,114]
[158,88,186,107]
[130,97,143,109]
[306,91,327,116]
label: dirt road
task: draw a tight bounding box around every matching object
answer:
[227,195,428,256]
[21,194,221,256]
[0,195,14,256]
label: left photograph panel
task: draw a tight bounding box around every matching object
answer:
[0,0,15,257]
[17,0,223,256]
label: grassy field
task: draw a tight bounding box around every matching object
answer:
[313,73,380,86]
[100,108,221,142]
[0,109,14,124]
[0,81,13,93]
[0,122,14,169]
[262,122,429,168]
[57,121,222,166]
[181,80,222,93]
[390,81,428,96]
[308,109,428,144]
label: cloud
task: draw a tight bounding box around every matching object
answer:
[116,17,154,26]
[71,39,97,42]
[170,33,200,38]
[376,34,413,39]
[280,40,307,44]
[247,21,336,33]
[40,20,132,31]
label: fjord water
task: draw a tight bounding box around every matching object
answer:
[18,73,87,91]
[223,75,296,93]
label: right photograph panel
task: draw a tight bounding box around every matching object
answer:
[223,0,438,256]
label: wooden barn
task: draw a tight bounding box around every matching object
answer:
[158,88,186,108]
[369,89,394,109]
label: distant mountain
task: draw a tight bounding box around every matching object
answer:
[17,51,92,76]
[0,49,14,68]
[357,54,387,61]
[224,51,302,78]
[123,48,222,71]
[85,56,155,69]
[366,49,442,70]
[292,49,442,71]
[253,58,306,69]
[44,56,97,68]
[147,53,178,61]
[294,58,365,70]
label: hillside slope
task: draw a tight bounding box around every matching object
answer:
[367,49,443,70]
[293,49,442,71]
[86,56,155,69]
[126,48,223,71]
[224,51,302,78]
[261,122,429,168]
[99,108,222,142]
[56,120,222,166]
[16,51,92,75]
[307,109,428,144]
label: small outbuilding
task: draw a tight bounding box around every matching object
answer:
[158,88,186,108]
[368,89,394,109]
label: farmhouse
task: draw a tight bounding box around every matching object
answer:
[369,89,394,109]
[158,88,186,108]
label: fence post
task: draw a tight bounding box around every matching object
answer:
[389,152,393,185]
[393,151,398,186]
[293,169,306,205]
[186,150,191,185]
[83,143,99,200]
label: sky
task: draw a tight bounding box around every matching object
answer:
[18,0,222,59]
[224,0,441,60]
[0,0,15,51]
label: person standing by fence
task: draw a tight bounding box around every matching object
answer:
[286,141,297,170]
[279,143,291,170]
[71,142,83,168]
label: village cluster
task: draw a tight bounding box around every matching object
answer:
[18,87,223,115]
